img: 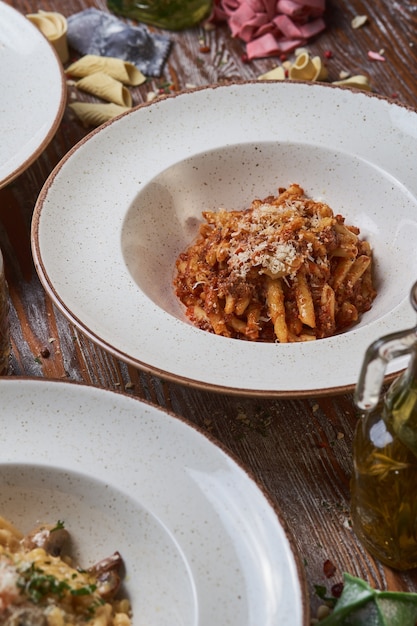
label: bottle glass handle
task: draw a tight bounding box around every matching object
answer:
[354,281,417,411]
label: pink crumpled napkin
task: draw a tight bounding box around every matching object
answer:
[209,0,326,59]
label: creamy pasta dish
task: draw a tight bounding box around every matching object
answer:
[174,184,377,342]
[0,515,131,626]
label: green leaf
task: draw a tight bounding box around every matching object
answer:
[318,573,417,626]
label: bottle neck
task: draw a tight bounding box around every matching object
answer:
[398,349,417,389]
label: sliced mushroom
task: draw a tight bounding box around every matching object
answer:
[20,524,70,557]
[88,551,124,600]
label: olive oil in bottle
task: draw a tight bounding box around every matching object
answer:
[106,0,212,30]
[351,281,417,569]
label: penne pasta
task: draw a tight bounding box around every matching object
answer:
[294,269,316,328]
[69,101,130,127]
[174,184,377,342]
[76,72,132,107]
[66,54,146,86]
[266,277,289,343]
[27,10,69,63]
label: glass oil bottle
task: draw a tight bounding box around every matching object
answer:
[107,0,212,30]
[351,280,417,569]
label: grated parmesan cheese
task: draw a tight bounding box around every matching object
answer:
[225,198,322,278]
[0,558,20,610]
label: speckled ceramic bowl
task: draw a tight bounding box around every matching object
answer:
[0,378,308,626]
[32,81,417,396]
[0,2,66,189]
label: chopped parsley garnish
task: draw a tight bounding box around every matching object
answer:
[17,564,96,604]
[71,584,97,596]
[18,566,71,603]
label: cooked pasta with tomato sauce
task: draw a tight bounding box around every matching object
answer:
[174,184,376,343]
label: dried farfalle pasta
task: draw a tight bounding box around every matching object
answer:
[69,101,130,127]
[76,72,132,107]
[66,54,146,86]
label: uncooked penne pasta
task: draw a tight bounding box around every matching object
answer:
[66,54,146,86]
[332,75,372,91]
[27,10,69,63]
[76,72,132,107]
[174,184,377,343]
[69,101,130,127]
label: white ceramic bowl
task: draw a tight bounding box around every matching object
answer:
[0,378,307,626]
[32,81,417,396]
[0,2,66,188]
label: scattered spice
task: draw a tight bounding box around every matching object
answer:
[331,582,344,598]
[323,559,336,578]
[314,584,338,608]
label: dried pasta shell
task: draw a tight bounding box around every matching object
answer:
[289,52,328,82]
[69,101,130,127]
[332,75,371,91]
[311,56,328,82]
[258,66,286,81]
[27,10,69,63]
[66,55,146,86]
[76,72,132,107]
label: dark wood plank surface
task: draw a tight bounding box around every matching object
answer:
[2,0,417,622]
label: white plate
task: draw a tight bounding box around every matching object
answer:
[0,378,307,626]
[0,2,66,188]
[32,81,417,396]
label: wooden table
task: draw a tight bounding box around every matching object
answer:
[2,0,417,622]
